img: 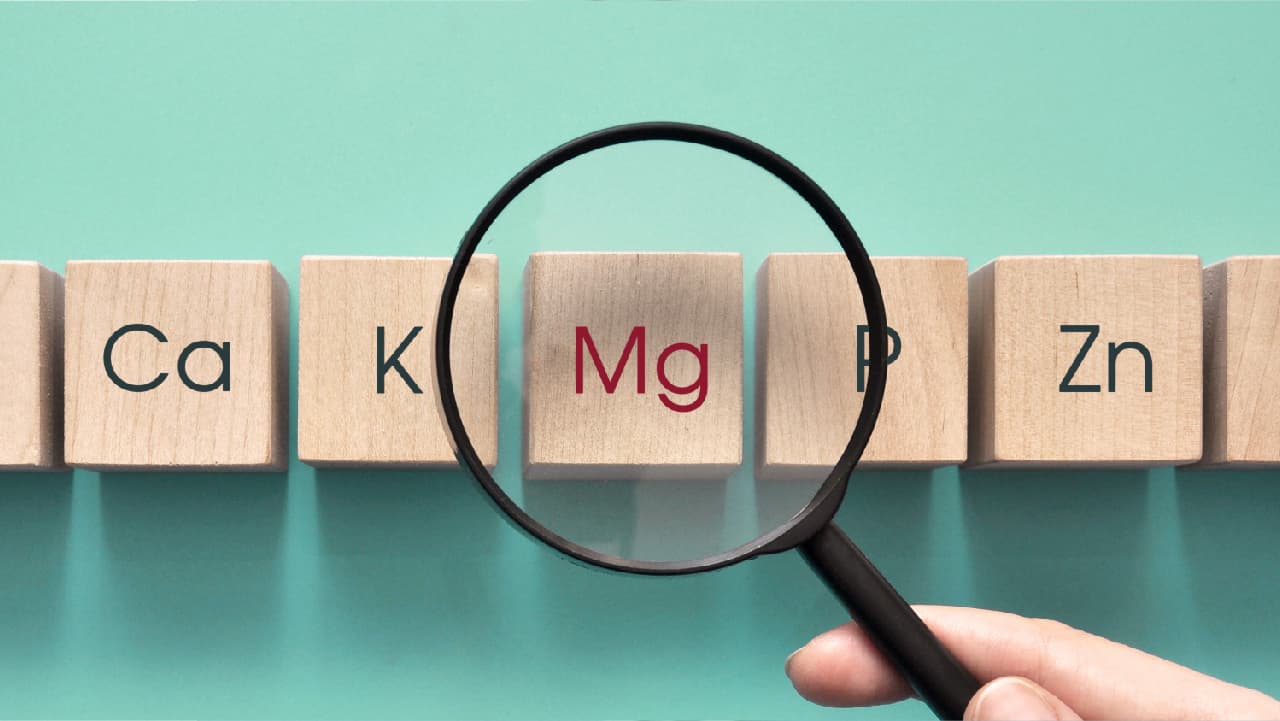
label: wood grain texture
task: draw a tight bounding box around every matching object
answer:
[1200,256,1280,467]
[967,255,1202,467]
[0,262,64,470]
[64,261,288,471]
[524,252,742,481]
[297,255,498,468]
[756,255,968,479]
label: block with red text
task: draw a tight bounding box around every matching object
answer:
[64,261,289,471]
[524,252,743,480]
[967,255,1202,467]
[297,255,498,468]
[0,262,64,470]
[1200,256,1280,467]
[756,255,968,479]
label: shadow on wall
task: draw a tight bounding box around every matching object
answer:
[836,470,938,599]
[522,476,729,562]
[520,473,731,644]
[97,471,287,662]
[744,470,937,657]
[1176,468,1280,694]
[313,468,505,663]
[523,477,637,558]
[958,467,1150,643]
[516,511,735,713]
[0,472,73,662]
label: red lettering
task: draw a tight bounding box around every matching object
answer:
[575,325,645,394]
[574,326,710,413]
[656,342,709,413]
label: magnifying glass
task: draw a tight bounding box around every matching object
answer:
[434,122,980,719]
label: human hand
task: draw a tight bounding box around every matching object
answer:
[785,605,1280,720]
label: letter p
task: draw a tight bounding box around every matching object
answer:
[856,324,901,393]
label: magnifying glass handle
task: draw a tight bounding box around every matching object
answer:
[800,522,981,720]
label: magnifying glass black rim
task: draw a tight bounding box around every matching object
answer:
[435,120,888,575]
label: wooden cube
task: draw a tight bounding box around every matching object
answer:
[0,262,64,470]
[756,255,968,479]
[64,261,289,471]
[297,255,498,468]
[1200,256,1280,467]
[524,252,742,480]
[967,255,1202,468]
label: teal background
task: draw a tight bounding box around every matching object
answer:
[1,2,1279,719]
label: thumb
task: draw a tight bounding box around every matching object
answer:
[964,677,1082,721]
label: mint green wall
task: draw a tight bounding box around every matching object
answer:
[1,3,1278,719]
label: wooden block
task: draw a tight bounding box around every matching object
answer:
[297,255,498,468]
[64,261,288,471]
[756,255,968,479]
[1200,256,1280,467]
[0,262,64,470]
[524,252,742,480]
[967,255,1202,468]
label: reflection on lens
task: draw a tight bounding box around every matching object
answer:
[457,141,868,565]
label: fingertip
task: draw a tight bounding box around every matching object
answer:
[964,677,1080,721]
[784,646,801,680]
[784,625,913,707]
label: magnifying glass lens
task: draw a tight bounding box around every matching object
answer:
[454,140,870,566]
[440,127,978,719]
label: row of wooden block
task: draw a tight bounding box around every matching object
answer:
[1,254,1276,475]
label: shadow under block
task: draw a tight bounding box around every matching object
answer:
[0,262,64,470]
[64,261,289,471]
[967,255,1202,468]
[1200,256,1280,467]
[297,256,498,468]
[756,255,968,479]
[524,252,743,481]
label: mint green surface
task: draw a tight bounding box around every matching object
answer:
[2,3,1279,719]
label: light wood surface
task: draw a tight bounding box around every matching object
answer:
[297,255,498,468]
[64,261,289,471]
[756,255,968,479]
[0,262,64,470]
[1200,256,1280,467]
[967,255,1202,467]
[524,252,742,480]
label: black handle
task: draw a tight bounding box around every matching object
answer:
[799,522,981,719]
